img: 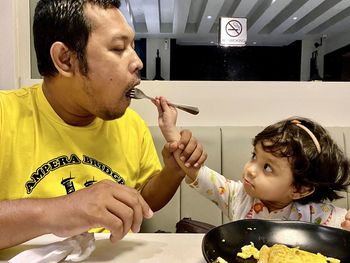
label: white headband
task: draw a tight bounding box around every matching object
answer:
[291,120,321,153]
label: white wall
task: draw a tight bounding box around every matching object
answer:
[130,81,350,127]
[0,0,17,89]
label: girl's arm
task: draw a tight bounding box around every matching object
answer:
[153,96,203,181]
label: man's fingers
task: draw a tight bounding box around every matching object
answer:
[110,185,152,234]
[106,197,135,235]
[177,129,208,167]
[136,191,153,219]
[180,138,200,165]
[194,151,208,167]
[103,214,124,243]
[183,144,202,167]
[178,129,192,149]
[163,141,179,154]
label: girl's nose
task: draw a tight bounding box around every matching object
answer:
[246,162,257,178]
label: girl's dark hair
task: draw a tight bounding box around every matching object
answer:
[253,117,350,204]
[33,0,121,77]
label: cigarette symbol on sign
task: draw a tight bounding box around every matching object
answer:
[225,20,243,37]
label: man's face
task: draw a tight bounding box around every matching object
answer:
[77,4,143,120]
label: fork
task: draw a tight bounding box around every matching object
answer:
[127,88,200,115]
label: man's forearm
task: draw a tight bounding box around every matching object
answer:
[0,199,50,249]
[141,165,185,212]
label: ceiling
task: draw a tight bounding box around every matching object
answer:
[119,0,350,46]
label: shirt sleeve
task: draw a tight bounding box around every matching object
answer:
[187,165,244,219]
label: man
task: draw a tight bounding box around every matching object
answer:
[0,0,206,249]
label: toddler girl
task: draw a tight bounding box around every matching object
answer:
[154,96,350,230]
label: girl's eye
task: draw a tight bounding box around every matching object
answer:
[264,163,272,173]
[251,152,256,160]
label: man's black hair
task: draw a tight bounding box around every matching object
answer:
[33,0,121,77]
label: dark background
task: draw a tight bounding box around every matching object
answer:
[136,39,301,81]
[170,39,301,81]
[135,39,350,81]
[324,43,350,81]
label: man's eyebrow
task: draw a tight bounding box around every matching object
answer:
[111,34,132,42]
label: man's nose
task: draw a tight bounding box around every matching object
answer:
[135,54,143,71]
[129,50,143,73]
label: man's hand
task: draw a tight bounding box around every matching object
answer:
[162,129,207,180]
[341,210,350,231]
[45,180,153,242]
[0,180,153,249]
[174,129,207,168]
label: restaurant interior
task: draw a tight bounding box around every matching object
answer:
[1,0,350,262]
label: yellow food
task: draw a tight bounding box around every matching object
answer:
[237,242,260,259]
[236,243,340,263]
[213,256,228,263]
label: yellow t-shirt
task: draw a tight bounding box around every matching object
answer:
[0,84,162,199]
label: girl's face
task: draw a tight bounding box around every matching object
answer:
[242,141,298,211]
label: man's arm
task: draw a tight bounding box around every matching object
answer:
[0,198,50,249]
[141,96,207,211]
[141,130,206,211]
[0,180,152,249]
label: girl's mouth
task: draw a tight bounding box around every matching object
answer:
[244,178,253,187]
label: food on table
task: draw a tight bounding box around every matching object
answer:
[236,243,340,263]
[213,256,228,263]
[237,242,260,260]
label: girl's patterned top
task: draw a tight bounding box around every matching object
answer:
[188,166,346,228]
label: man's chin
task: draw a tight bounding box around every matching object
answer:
[99,109,127,121]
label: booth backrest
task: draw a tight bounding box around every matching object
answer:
[140,126,350,233]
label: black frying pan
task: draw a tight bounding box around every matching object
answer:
[202,219,350,262]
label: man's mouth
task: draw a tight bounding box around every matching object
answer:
[132,78,141,87]
[126,79,139,95]
[135,79,141,86]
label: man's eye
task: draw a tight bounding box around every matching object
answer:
[113,47,125,52]
[264,163,272,172]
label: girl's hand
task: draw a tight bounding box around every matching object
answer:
[341,210,350,231]
[153,96,180,142]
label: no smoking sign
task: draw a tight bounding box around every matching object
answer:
[219,17,247,47]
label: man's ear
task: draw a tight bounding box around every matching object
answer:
[50,42,77,77]
[291,185,315,200]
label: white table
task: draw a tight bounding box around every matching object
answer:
[0,233,207,262]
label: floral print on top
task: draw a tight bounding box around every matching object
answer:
[188,166,346,229]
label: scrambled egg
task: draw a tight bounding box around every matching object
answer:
[235,243,340,263]
[213,256,228,263]
[237,242,260,259]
